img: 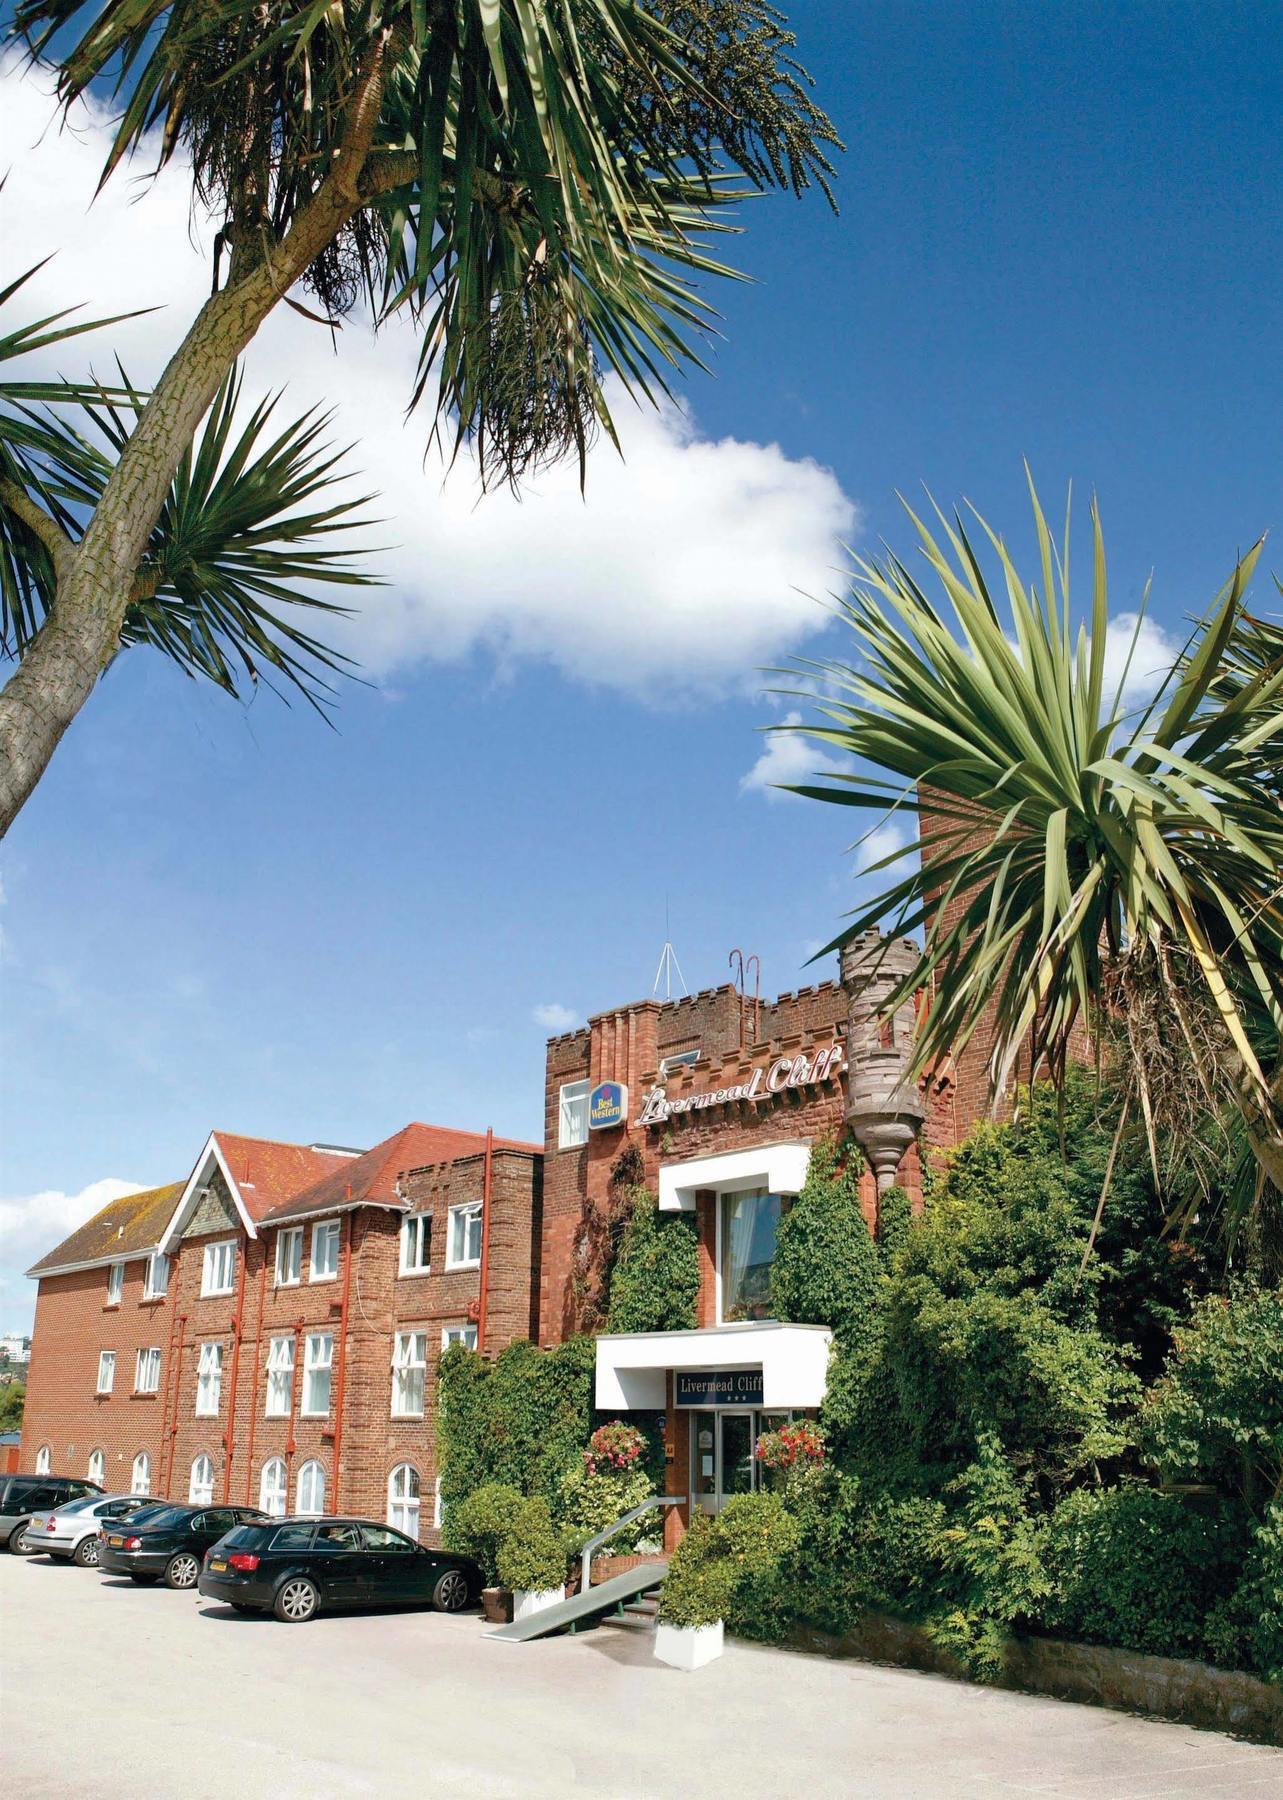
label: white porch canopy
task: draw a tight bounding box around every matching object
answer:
[594,1321,833,1412]
[657,1141,812,1213]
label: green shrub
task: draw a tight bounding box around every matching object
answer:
[1141,1285,1283,1515]
[554,1461,655,1554]
[495,1496,568,1594]
[1204,1500,1283,1683]
[1038,1485,1246,1661]
[604,1187,699,1333]
[770,1135,881,1351]
[658,1493,801,1635]
[928,1437,1049,1678]
[440,1482,525,1587]
[436,1335,596,1514]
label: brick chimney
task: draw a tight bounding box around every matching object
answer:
[840,929,926,1192]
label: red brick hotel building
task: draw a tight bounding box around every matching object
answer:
[21,932,988,1539]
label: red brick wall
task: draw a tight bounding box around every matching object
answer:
[20,1256,171,1491]
[22,1147,540,1545]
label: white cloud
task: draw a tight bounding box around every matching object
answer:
[739,711,847,799]
[0,1177,144,1334]
[532,1003,579,1032]
[854,820,913,881]
[1102,612,1184,710]
[1,58,857,702]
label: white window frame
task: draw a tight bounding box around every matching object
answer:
[296,1459,325,1516]
[200,1238,238,1298]
[106,1261,124,1306]
[189,1453,215,1505]
[274,1226,302,1287]
[265,1335,295,1417]
[387,1463,421,1537]
[399,1213,431,1276]
[260,1457,287,1518]
[301,1331,333,1417]
[196,1341,223,1416]
[131,1451,151,1496]
[88,1448,105,1485]
[446,1201,483,1271]
[390,1331,427,1418]
[310,1218,341,1283]
[441,1323,478,1352]
[558,1078,591,1149]
[144,1252,170,1300]
[135,1346,161,1394]
[96,1350,116,1395]
[35,1446,50,1475]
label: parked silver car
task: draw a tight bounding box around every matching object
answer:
[27,1493,154,1567]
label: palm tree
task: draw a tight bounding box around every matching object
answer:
[786,480,1283,1215]
[0,0,839,834]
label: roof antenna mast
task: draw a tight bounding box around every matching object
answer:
[652,897,688,1001]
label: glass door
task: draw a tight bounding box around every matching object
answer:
[688,1410,761,1513]
[692,1412,718,1514]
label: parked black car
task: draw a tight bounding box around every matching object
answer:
[98,1503,269,1589]
[0,1474,102,1553]
[197,1516,482,1622]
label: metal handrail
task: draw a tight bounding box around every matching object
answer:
[579,1495,682,1594]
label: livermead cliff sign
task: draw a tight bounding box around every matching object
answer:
[635,1042,845,1127]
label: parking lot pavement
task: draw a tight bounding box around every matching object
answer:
[3,1554,1281,1800]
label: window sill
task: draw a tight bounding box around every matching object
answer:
[445,1259,481,1273]
[299,1411,330,1421]
[308,1274,338,1286]
[274,1279,301,1290]
[140,1296,167,1306]
[397,1267,433,1279]
[200,1288,235,1301]
[131,1391,160,1400]
[194,1409,220,1419]
[103,1302,121,1311]
[390,1411,426,1422]
[94,1391,113,1400]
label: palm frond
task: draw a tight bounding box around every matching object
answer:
[786,480,1283,1204]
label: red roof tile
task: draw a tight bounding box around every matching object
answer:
[211,1133,359,1224]
[260,1122,540,1226]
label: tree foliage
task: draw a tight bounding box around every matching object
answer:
[788,480,1283,1209]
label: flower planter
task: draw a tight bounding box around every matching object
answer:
[654,1620,724,1671]
[480,1587,513,1625]
[512,1585,565,1623]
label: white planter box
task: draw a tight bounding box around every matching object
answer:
[654,1620,724,1671]
[512,1586,564,1622]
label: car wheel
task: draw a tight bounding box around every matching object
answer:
[9,1524,37,1556]
[274,1576,319,1623]
[73,1536,100,1568]
[432,1568,471,1613]
[164,1553,201,1590]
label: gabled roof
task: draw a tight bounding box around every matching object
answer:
[27,1181,184,1278]
[159,1132,358,1252]
[260,1121,541,1227]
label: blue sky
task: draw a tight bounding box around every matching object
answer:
[2,1,1281,1328]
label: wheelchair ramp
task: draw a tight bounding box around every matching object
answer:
[486,1561,668,1643]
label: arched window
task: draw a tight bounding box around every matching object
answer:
[387,1464,420,1538]
[189,1453,215,1504]
[296,1459,325,1516]
[260,1457,287,1518]
[35,1445,50,1475]
[131,1451,151,1496]
[88,1448,105,1485]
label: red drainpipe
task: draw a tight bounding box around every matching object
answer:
[221,1240,250,1500]
[476,1128,494,1353]
[242,1249,269,1503]
[163,1313,187,1497]
[329,1211,355,1509]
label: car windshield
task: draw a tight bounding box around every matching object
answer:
[221,1525,265,1548]
[124,1505,186,1531]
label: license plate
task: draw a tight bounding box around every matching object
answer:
[209,1558,227,1571]
[108,1535,123,1547]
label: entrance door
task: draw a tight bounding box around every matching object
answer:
[689,1411,761,1514]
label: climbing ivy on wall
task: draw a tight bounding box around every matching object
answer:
[436,1335,597,1516]
[604,1150,700,1334]
[770,1133,881,1352]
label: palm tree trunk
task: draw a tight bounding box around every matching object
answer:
[0,28,402,837]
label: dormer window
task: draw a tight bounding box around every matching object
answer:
[200,1238,237,1298]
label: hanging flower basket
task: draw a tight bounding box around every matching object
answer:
[583,1420,646,1475]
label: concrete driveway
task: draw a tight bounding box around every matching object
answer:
[1,1552,1279,1798]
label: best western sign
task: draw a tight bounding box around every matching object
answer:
[588,1081,628,1131]
[635,1042,844,1127]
